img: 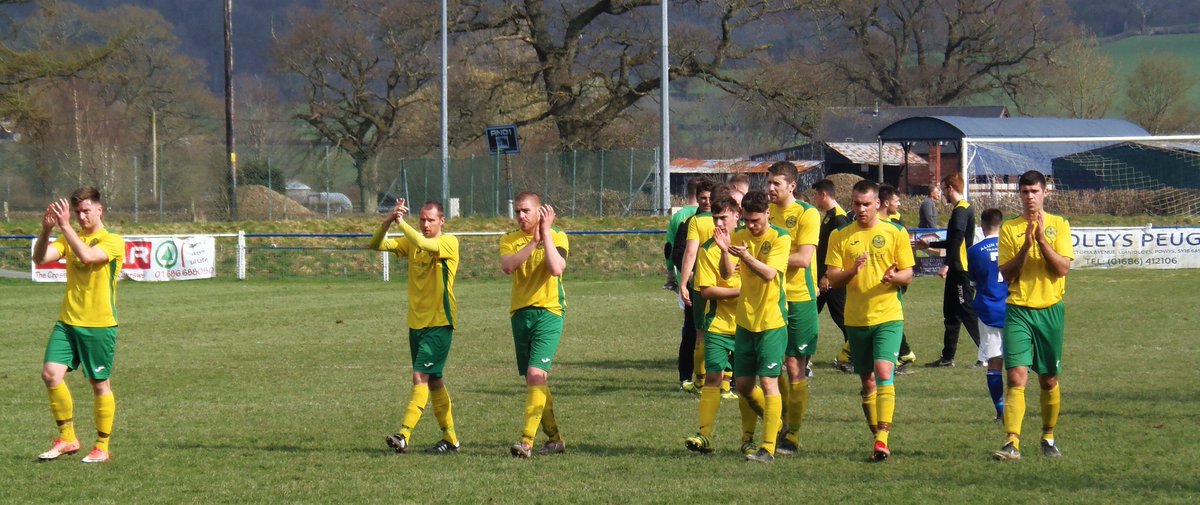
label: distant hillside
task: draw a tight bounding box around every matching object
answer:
[1100,33,1200,113]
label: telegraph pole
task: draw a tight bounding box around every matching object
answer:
[224,0,238,220]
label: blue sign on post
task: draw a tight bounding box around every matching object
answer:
[485,125,519,155]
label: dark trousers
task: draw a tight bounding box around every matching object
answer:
[817,287,847,340]
[940,271,981,361]
[677,304,697,382]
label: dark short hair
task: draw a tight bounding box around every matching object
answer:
[852,179,879,196]
[981,208,1004,229]
[686,177,702,198]
[767,161,798,184]
[696,178,718,196]
[422,200,445,216]
[878,183,897,203]
[1018,170,1047,188]
[70,186,102,207]
[741,190,770,214]
[711,195,738,216]
[811,179,835,194]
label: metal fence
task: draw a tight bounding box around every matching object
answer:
[0,140,665,221]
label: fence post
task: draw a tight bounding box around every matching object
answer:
[267,155,273,220]
[571,150,577,218]
[628,148,634,216]
[469,155,475,216]
[237,230,246,280]
[381,250,390,282]
[133,155,139,223]
[543,152,549,201]
[599,150,605,216]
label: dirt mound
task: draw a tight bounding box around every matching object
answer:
[825,173,865,204]
[236,185,318,220]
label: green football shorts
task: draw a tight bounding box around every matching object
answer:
[1003,302,1065,376]
[511,307,563,375]
[733,325,786,378]
[703,331,735,375]
[44,321,118,380]
[409,326,453,379]
[845,321,903,375]
[785,301,819,358]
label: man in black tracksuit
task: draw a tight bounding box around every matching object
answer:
[918,173,981,367]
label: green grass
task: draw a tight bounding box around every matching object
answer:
[1100,33,1200,112]
[2,270,1199,503]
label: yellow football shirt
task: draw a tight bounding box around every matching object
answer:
[374,230,459,329]
[998,213,1074,309]
[769,200,821,302]
[732,225,790,332]
[52,229,124,327]
[694,239,741,336]
[826,221,916,327]
[500,228,570,315]
[685,213,715,270]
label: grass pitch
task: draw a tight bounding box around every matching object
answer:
[2,269,1198,504]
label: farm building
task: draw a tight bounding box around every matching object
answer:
[669,158,823,195]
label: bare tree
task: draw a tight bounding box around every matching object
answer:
[1034,37,1117,118]
[454,0,818,148]
[806,0,1073,107]
[275,0,438,212]
[1124,53,1197,134]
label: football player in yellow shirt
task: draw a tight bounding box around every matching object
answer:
[765,162,821,455]
[992,170,1073,461]
[685,194,766,455]
[678,178,718,393]
[727,190,791,462]
[500,192,569,458]
[826,180,915,462]
[32,187,125,464]
[372,199,462,454]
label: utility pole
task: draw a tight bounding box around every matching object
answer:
[223,0,238,220]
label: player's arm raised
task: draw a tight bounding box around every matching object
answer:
[538,205,566,276]
[32,202,62,265]
[51,199,109,265]
[1036,213,1071,278]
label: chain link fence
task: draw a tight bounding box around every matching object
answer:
[0,139,665,221]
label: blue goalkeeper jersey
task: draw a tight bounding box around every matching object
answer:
[967,236,1007,328]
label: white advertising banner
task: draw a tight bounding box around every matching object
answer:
[1072,226,1200,269]
[32,236,217,282]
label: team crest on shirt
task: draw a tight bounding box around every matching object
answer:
[1045,226,1058,241]
[760,241,772,255]
[872,235,886,248]
[89,238,99,246]
[785,216,797,228]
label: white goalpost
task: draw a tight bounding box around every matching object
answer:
[960,134,1200,216]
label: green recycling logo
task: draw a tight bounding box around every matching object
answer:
[155,241,179,269]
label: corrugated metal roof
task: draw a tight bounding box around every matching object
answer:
[826,142,928,165]
[670,158,822,174]
[879,116,1149,141]
[819,106,1008,143]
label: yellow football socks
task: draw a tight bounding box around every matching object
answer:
[521,385,549,445]
[399,384,430,439]
[1041,384,1060,441]
[1004,386,1026,448]
[721,371,733,394]
[779,373,791,419]
[540,388,561,442]
[698,386,721,437]
[430,386,458,446]
[786,379,808,442]
[761,394,782,454]
[837,342,851,363]
[738,387,765,442]
[693,339,706,384]
[875,385,895,445]
[861,389,878,433]
[47,383,76,443]
[94,391,115,452]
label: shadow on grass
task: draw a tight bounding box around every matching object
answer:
[565,358,677,371]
